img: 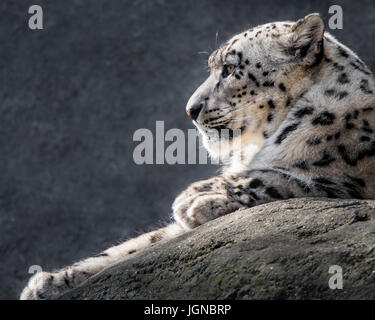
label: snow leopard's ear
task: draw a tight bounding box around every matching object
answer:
[278,13,325,65]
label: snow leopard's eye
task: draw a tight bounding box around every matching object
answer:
[222,64,236,78]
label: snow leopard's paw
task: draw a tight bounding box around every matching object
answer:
[173,178,241,229]
[20,268,84,300]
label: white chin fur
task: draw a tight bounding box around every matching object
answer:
[202,135,232,161]
[196,123,266,169]
[195,124,233,161]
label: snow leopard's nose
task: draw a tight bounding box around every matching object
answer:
[186,102,204,121]
[186,74,212,121]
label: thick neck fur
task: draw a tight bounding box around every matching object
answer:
[224,33,375,175]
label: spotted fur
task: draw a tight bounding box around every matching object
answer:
[21,13,375,300]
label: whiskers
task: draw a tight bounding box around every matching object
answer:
[197,51,210,55]
[202,99,261,128]
[208,104,254,124]
[215,31,220,49]
[197,31,220,58]
[230,115,254,123]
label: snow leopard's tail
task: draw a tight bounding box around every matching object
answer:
[72,222,186,279]
[103,222,185,260]
[20,222,186,299]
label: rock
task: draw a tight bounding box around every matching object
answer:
[59,198,375,300]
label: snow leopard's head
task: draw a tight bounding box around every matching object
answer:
[186,13,325,160]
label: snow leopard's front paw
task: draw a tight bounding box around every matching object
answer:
[172,178,242,229]
[20,269,79,300]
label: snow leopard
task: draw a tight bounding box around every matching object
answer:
[20,13,375,299]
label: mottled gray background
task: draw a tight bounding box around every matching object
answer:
[0,0,374,299]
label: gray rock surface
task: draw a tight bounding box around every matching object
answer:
[60,198,375,300]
